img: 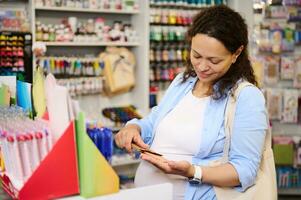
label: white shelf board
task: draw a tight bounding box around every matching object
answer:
[42,41,140,47]
[34,6,139,14]
[59,183,173,200]
[149,3,208,9]
[111,158,140,167]
[278,188,301,196]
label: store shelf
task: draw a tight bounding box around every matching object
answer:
[149,3,208,9]
[149,23,190,27]
[263,18,288,23]
[111,156,140,167]
[59,183,173,200]
[278,188,301,196]
[34,6,140,14]
[42,41,140,47]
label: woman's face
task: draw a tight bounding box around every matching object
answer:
[190,34,240,85]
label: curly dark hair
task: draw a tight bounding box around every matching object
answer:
[183,5,258,100]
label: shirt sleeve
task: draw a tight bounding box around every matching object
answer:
[228,86,268,192]
[127,73,184,144]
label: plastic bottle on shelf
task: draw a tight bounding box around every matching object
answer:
[162,9,169,24]
[182,44,189,61]
[176,44,183,61]
[149,64,156,81]
[49,28,56,42]
[155,9,162,24]
[162,46,169,62]
[176,10,183,25]
[155,26,163,41]
[42,26,49,42]
[168,26,176,41]
[55,0,63,7]
[168,9,177,25]
[149,44,155,61]
[155,45,162,62]
[155,63,161,81]
[162,26,169,41]
[36,26,43,42]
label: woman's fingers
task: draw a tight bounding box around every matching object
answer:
[141,153,171,172]
[141,154,192,177]
[133,135,149,149]
[114,124,145,153]
[124,132,134,152]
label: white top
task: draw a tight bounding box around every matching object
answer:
[135,90,209,200]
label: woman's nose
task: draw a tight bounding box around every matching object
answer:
[196,60,210,71]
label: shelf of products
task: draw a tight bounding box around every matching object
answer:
[253,1,301,197]
[42,41,140,46]
[148,1,226,107]
[34,0,139,12]
[34,6,140,14]
[35,19,139,44]
[149,0,227,9]
[31,0,149,119]
[273,135,301,195]
[0,8,30,32]
[0,32,33,82]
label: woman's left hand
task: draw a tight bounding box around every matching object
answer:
[141,152,194,178]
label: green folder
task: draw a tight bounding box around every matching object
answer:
[75,112,119,198]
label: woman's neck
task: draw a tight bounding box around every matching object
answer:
[192,80,212,98]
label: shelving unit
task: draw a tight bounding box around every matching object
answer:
[111,156,140,167]
[252,1,301,197]
[278,188,301,196]
[26,0,149,188]
[34,6,140,14]
[43,41,140,47]
[30,1,150,118]
[149,3,214,9]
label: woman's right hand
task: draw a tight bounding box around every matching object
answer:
[114,124,149,153]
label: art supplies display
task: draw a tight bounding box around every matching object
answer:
[252,55,301,125]
[37,56,104,77]
[148,4,199,107]
[86,124,114,163]
[150,0,226,7]
[0,9,30,32]
[273,135,301,189]
[37,56,105,97]
[0,32,33,83]
[255,2,301,196]
[35,0,139,11]
[35,19,138,43]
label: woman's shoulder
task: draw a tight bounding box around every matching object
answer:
[237,83,265,106]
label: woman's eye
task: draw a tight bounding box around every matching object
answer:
[210,60,220,65]
[193,55,201,59]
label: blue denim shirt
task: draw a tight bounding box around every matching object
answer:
[128,73,267,200]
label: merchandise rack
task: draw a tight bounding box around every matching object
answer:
[34,6,140,14]
[253,2,301,197]
[29,1,150,117]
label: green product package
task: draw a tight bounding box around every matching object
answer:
[75,112,119,198]
[273,143,294,165]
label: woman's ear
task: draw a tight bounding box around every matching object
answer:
[232,45,244,64]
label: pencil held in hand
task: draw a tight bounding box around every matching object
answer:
[131,143,162,156]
